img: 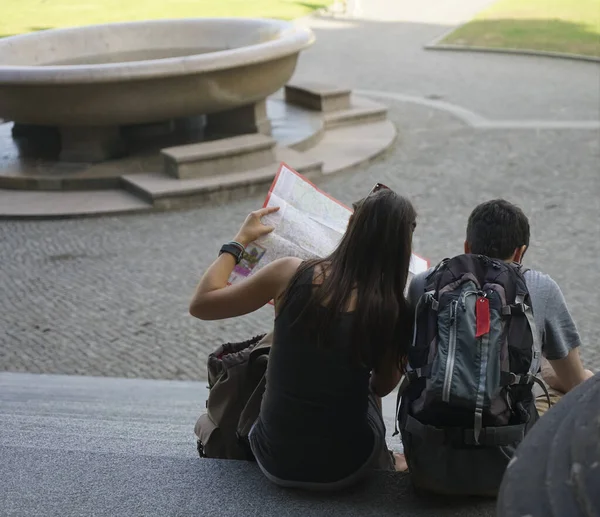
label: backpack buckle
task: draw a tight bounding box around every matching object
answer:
[511,303,526,314]
[506,372,518,385]
[520,373,533,385]
[502,372,533,386]
[407,370,419,383]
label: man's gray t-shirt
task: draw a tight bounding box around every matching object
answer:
[408,268,581,361]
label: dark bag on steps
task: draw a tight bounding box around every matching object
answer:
[195,332,272,460]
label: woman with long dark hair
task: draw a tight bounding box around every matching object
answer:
[190,185,416,489]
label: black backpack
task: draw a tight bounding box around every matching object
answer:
[397,254,547,496]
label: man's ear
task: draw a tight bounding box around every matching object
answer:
[464,240,471,254]
[513,245,527,263]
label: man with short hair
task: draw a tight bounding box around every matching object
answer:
[409,199,593,412]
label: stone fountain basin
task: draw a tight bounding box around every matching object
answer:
[0,18,314,126]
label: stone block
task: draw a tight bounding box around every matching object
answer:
[285,81,352,112]
[161,133,276,179]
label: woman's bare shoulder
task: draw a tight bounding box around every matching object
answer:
[269,256,303,283]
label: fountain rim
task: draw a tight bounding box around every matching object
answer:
[0,18,315,85]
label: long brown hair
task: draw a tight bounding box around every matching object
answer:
[278,189,416,368]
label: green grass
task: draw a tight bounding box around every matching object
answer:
[442,0,600,57]
[0,0,331,38]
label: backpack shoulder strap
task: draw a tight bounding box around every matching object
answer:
[518,294,542,375]
[510,262,530,288]
[424,258,449,291]
[505,265,541,376]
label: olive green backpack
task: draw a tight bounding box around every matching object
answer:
[195,332,272,460]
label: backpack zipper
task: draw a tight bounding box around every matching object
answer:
[474,332,489,444]
[442,300,458,403]
[461,290,480,311]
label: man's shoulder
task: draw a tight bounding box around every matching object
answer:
[522,268,580,357]
[522,268,561,295]
[522,268,569,328]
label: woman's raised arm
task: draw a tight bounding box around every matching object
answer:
[189,206,301,320]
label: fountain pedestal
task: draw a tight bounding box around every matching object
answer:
[59,126,126,162]
[206,100,272,137]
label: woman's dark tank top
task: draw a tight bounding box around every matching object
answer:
[249,265,375,483]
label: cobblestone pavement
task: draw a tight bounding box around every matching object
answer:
[1,99,599,379]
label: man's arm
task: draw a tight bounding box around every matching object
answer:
[543,352,594,393]
[537,273,592,393]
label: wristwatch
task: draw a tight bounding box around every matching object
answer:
[219,241,245,264]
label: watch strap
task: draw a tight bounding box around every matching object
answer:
[219,242,245,264]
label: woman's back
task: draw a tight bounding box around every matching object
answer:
[190,186,417,488]
[250,265,375,484]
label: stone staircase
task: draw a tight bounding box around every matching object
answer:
[122,146,323,210]
[117,83,394,212]
[0,372,497,516]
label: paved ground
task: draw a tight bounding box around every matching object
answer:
[1,0,599,379]
[299,0,600,122]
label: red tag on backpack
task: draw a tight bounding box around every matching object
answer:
[475,297,490,337]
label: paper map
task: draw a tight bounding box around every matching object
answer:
[229,163,429,286]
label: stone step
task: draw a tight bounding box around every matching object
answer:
[161,133,277,180]
[285,81,352,113]
[0,188,151,219]
[324,98,388,130]
[0,153,163,192]
[0,373,496,517]
[123,146,323,210]
[267,96,325,152]
[306,119,396,176]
